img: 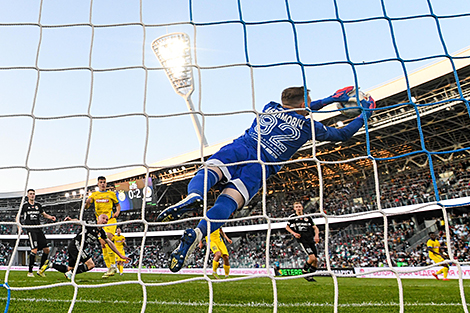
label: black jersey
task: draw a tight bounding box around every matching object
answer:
[287,214,316,239]
[20,202,45,230]
[72,225,107,251]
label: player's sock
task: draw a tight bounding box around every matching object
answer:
[102,246,111,268]
[52,263,68,273]
[76,263,89,274]
[197,194,238,237]
[309,264,317,273]
[212,260,219,273]
[436,268,444,275]
[443,267,449,279]
[40,252,49,268]
[28,252,37,273]
[188,168,219,196]
[224,264,230,277]
[108,250,116,268]
[118,264,123,274]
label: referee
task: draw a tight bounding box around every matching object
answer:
[286,201,320,281]
[20,189,56,277]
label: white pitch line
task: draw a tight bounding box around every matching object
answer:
[0,298,469,308]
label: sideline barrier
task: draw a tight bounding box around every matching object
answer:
[0,266,274,276]
[355,266,470,279]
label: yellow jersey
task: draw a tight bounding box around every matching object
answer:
[89,190,118,219]
[113,235,126,251]
[427,238,440,257]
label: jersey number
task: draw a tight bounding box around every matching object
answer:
[257,116,301,153]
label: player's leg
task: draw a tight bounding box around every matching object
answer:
[432,255,446,279]
[36,232,49,277]
[442,265,450,281]
[196,189,243,238]
[157,142,248,223]
[212,250,222,279]
[222,254,230,278]
[101,225,118,278]
[168,149,260,272]
[55,244,78,280]
[217,240,231,278]
[106,231,117,273]
[27,232,38,277]
[75,258,94,274]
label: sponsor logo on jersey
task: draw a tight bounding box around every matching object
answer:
[95,199,110,203]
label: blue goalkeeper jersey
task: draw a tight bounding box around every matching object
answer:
[238,101,363,169]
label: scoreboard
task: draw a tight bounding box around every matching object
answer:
[115,178,156,211]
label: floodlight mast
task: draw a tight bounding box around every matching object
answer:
[151,32,208,147]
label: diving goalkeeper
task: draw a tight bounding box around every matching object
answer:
[157,86,375,272]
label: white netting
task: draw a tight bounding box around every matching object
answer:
[1,1,470,312]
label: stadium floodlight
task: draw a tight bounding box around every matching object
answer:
[151,32,208,147]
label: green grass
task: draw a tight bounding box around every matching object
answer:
[1,271,470,312]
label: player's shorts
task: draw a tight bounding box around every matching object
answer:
[207,139,278,204]
[430,254,445,264]
[27,230,48,250]
[68,240,92,267]
[298,240,318,257]
[208,236,229,256]
[115,248,126,262]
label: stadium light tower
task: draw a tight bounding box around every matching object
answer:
[151,32,208,147]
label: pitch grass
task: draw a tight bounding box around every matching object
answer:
[1,271,470,313]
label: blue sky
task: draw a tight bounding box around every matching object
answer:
[0,0,469,193]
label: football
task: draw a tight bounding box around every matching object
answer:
[335,90,367,118]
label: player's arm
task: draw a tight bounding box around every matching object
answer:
[312,94,375,142]
[113,203,121,219]
[313,225,320,243]
[84,195,94,209]
[64,216,82,224]
[286,224,301,239]
[309,86,354,111]
[220,228,232,244]
[104,238,130,261]
[42,211,56,222]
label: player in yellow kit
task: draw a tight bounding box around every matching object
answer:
[85,176,121,278]
[427,232,449,281]
[112,228,127,275]
[199,227,232,279]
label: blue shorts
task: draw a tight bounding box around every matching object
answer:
[206,139,277,204]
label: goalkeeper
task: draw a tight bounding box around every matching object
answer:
[157,86,375,272]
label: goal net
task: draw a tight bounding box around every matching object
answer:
[1,0,470,312]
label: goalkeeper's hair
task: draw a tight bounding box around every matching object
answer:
[97,176,106,182]
[281,86,310,106]
[27,189,35,193]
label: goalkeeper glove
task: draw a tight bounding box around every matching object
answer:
[309,86,355,110]
[324,86,355,104]
[360,94,376,120]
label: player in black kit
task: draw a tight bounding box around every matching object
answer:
[40,214,130,280]
[286,201,320,282]
[20,189,56,277]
